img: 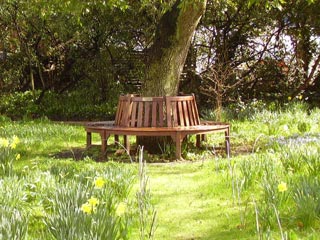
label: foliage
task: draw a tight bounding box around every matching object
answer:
[1,0,320,117]
[0,88,119,120]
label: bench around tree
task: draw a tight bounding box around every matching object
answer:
[85,94,230,160]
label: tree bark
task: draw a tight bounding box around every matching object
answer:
[142,0,207,96]
[139,0,207,157]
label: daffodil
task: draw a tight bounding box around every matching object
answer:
[278,182,287,192]
[12,136,20,145]
[81,203,93,214]
[10,142,17,149]
[115,202,127,217]
[88,197,99,207]
[94,177,106,189]
[10,136,20,149]
[0,138,9,148]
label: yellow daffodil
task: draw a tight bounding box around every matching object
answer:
[81,203,93,214]
[0,138,9,148]
[12,136,20,145]
[10,142,17,149]
[115,202,127,217]
[16,154,21,160]
[94,177,106,189]
[278,182,287,192]
[88,197,99,207]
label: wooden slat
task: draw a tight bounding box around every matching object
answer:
[178,101,184,126]
[152,101,157,127]
[131,101,138,127]
[137,102,143,127]
[144,102,150,127]
[187,101,195,126]
[159,101,164,127]
[192,97,200,125]
[115,100,122,125]
[166,97,172,127]
[172,102,178,127]
[183,101,190,126]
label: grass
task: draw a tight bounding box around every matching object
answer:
[0,101,320,239]
[148,161,254,240]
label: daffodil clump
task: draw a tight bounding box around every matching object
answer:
[45,170,134,240]
[0,136,21,176]
[81,177,128,217]
[81,196,100,215]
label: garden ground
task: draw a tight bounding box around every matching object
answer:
[0,102,320,239]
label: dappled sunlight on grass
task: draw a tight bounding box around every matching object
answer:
[148,161,256,239]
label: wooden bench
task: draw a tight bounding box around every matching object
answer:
[85,94,230,160]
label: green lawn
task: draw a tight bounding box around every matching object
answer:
[0,103,320,239]
[147,161,256,240]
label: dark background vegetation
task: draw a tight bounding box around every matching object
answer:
[0,0,319,120]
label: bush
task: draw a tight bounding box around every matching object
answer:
[0,88,119,121]
[0,91,40,120]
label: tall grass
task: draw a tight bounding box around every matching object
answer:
[0,119,156,239]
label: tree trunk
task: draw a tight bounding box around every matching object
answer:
[142,0,207,96]
[139,0,207,157]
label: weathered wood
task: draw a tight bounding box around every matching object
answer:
[85,94,230,160]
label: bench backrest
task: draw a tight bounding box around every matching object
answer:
[129,97,165,127]
[165,95,200,127]
[114,94,200,128]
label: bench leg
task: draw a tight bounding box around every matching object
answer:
[196,134,207,148]
[100,131,110,160]
[86,132,92,148]
[172,133,186,160]
[124,135,130,154]
[225,128,231,157]
[196,135,201,148]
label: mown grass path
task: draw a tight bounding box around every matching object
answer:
[147,161,256,240]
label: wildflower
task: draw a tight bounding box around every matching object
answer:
[115,202,127,217]
[288,96,292,101]
[10,136,20,149]
[278,182,287,192]
[88,197,99,207]
[94,177,106,189]
[10,142,17,149]
[0,138,9,148]
[16,154,21,160]
[81,203,93,214]
[12,136,20,145]
[298,95,303,100]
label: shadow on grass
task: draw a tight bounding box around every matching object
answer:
[51,147,92,161]
[51,145,135,162]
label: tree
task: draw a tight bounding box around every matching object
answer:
[142,0,207,96]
